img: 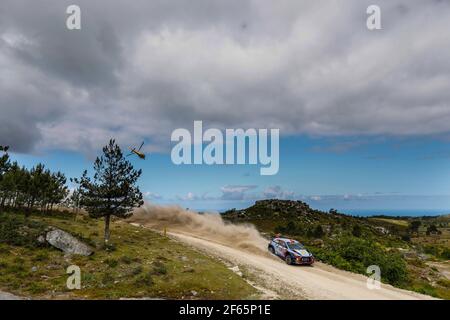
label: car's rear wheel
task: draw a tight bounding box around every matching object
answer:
[268,246,275,254]
[285,255,293,265]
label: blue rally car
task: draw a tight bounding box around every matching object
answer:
[268,237,314,265]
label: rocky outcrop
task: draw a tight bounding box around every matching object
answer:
[374,226,389,235]
[45,229,93,256]
[223,199,322,220]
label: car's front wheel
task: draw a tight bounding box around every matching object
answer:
[268,246,275,254]
[285,255,293,265]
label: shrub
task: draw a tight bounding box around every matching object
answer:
[352,225,362,237]
[312,225,324,238]
[130,265,143,276]
[104,258,118,268]
[33,252,50,262]
[152,261,167,275]
[0,213,47,247]
[401,234,411,242]
[437,278,450,288]
[274,221,304,236]
[102,243,116,252]
[101,272,115,286]
[120,255,133,264]
[314,237,408,286]
[441,248,450,260]
[135,272,154,286]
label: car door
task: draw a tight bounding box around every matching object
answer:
[272,240,281,256]
[278,241,288,257]
[275,240,287,257]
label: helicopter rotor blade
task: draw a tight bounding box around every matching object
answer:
[137,141,144,151]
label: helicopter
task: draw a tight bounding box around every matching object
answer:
[0,145,9,152]
[127,141,145,159]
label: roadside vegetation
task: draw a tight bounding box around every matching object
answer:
[0,141,258,299]
[0,210,258,299]
[223,200,450,299]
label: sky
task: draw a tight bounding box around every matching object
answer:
[1,0,450,214]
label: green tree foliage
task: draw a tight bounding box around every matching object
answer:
[312,225,324,238]
[77,139,144,244]
[352,224,362,237]
[66,178,82,216]
[426,224,440,235]
[442,248,450,260]
[0,157,68,213]
[0,151,11,199]
[409,220,421,233]
[0,153,9,176]
[275,221,310,237]
[315,237,408,286]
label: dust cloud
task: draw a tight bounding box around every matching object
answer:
[129,204,268,254]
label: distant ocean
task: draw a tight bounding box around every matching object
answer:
[338,209,450,217]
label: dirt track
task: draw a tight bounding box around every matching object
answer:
[130,205,435,300]
[168,231,435,300]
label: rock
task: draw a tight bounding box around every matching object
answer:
[37,235,46,244]
[191,290,198,296]
[229,266,243,277]
[45,229,93,256]
[375,226,389,235]
[31,266,38,272]
[181,256,189,262]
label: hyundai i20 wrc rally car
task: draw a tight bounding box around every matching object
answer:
[268,237,314,265]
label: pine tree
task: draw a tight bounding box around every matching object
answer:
[77,139,143,244]
[67,178,83,219]
[0,154,69,212]
[0,152,10,209]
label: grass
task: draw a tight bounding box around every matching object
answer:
[0,211,258,299]
[369,218,409,227]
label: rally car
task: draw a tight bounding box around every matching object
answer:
[268,237,314,265]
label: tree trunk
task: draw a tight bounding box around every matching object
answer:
[104,215,111,244]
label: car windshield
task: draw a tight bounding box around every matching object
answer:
[287,242,304,250]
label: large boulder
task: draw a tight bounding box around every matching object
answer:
[45,229,93,256]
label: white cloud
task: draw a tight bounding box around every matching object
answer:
[263,185,295,199]
[144,191,163,200]
[220,185,258,200]
[2,0,450,153]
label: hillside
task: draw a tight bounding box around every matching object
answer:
[223,200,450,299]
[0,210,258,299]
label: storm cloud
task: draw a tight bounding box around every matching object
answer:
[1,0,450,154]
